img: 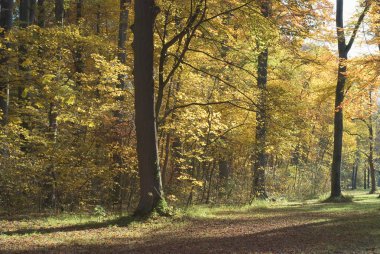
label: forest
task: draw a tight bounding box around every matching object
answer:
[0,0,380,253]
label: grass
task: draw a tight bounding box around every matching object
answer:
[1,190,380,253]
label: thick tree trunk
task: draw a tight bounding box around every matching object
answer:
[252,0,270,200]
[0,0,14,126]
[133,0,166,215]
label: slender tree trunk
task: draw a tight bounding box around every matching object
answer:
[252,0,270,200]
[133,0,166,215]
[161,133,171,186]
[0,0,14,126]
[29,0,36,24]
[330,53,346,198]
[331,1,347,196]
[368,89,376,194]
[55,0,63,25]
[351,161,358,190]
[219,159,230,180]
[118,0,129,72]
[37,0,45,27]
[20,0,30,28]
[74,0,84,79]
[95,4,101,34]
[368,167,371,190]
[112,0,130,215]
[18,0,33,153]
[76,0,82,22]
[330,0,371,200]
[206,161,216,204]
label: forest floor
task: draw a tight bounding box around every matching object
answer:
[1,191,380,254]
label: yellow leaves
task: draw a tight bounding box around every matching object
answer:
[88,122,96,128]
[42,74,56,85]
[177,174,204,187]
[166,194,178,202]
[66,96,76,106]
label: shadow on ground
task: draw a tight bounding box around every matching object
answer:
[2,200,380,254]
[0,215,139,236]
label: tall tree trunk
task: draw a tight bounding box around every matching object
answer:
[20,0,30,28]
[18,0,33,153]
[118,0,129,73]
[133,0,166,215]
[76,0,82,23]
[74,0,84,79]
[330,52,346,198]
[352,151,359,190]
[252,0,270,200]
[55,0,63,25]
[113,0,130,215]
[330,0,370,199]
[351,163,357,190]
[0,0,14,126]
[368,89,376,194]
[37,0,45,27]
[43,0,62,211]
[29,0,36,24]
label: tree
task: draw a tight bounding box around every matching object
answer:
[37,0,45,27]
[252,0,271,199]
[55,0,64,25]
[133,0,166,215]
[113,0,131,214]
[0,0,14,125]
[329,0,371,199]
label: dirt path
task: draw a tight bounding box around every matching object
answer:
[1,196,380,253]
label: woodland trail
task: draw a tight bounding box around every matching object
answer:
[1,192,380,254]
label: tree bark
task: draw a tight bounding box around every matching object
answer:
[252,0,270,200]
[133,0,166,215]
[74,0,84,79]
[330,0,370,199]
[113,0,130,214]
[37,0,45,27]
[118,0,129,71]
[29,0,36,24]
[368,89,377,194]
[76,0,83,23]
[55,0,64,25]
[20,0,30,28]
